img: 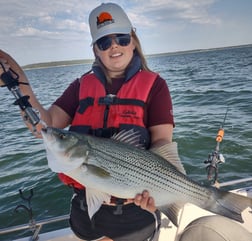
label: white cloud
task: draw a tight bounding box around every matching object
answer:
[14,27,60,38]
[127,0,221,26]
[0,0,220,39]
[0,1,93,33]
[52,19,88,32]
[0,0,251,65]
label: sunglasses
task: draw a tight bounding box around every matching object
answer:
[96,34,131,51]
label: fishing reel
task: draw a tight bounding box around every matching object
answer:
[204,146,225,184]
[0,64,40,128]
[204,120,227,186]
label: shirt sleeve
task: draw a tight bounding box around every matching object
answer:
[53,78,80,119]
[146,76,175,127]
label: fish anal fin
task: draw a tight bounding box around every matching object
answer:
[85,188,111,219]
[159,203,184,227]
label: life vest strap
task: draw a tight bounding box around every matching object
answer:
[98,95,145,107]
[78,97,94,114]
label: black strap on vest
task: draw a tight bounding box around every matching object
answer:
[77,95,145,115]
[98,94,145,107]
[89,127,118,138]
[78,97,94,114]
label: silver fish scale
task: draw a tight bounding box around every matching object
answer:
[87,136,211,205]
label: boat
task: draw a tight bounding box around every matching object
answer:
[0,176,251,241]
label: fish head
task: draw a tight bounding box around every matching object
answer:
[41,127,89,172]
[41,127,80,152]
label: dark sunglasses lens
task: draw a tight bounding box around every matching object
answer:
[96,36,112,51]
[116,34,131,46]
[96,34,131,51]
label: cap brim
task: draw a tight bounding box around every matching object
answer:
[92,27,132,44]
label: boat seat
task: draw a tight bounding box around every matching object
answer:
[179,215,252,241]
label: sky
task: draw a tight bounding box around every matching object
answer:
[0,0,252,66]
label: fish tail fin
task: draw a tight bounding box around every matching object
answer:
[207,188,252,222]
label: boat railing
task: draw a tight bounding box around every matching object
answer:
[0,214,69,241]
[218,177,252,188]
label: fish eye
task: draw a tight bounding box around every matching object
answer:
[59,133,66,140]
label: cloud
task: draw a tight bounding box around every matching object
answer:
[0,0,93,40]
[1,0,250,65]
[127,0,221,27]
[14,27,60,38]
[0,0,221,42]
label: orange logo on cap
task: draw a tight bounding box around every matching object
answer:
[96,12,114,28]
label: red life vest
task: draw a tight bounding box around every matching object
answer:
[59,70,158,188]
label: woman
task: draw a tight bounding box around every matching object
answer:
[0,3,184,241]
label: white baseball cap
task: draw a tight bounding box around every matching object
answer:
[89,3,133,44]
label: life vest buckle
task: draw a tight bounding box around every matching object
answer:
[99,94,116,106]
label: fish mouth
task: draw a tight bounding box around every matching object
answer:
[41,127,49,138]
[41,127,55,136]
[41,127,47,137]
[41,127,50,133]
[41,127,55,143]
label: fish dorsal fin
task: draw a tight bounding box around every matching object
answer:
[85,188,111,219]
[150,142,186,174]
[111,129,144,148]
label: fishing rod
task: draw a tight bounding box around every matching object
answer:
[204,108,228,186]
[0,64,40,130]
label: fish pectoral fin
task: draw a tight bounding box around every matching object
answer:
[159,202,184,227]
[86,164,111,178]
[85,188,111,219]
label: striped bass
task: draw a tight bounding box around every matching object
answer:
[41,127,252,225]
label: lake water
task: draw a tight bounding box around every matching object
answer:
[0,45,252,240]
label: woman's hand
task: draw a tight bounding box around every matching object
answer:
[134,190,157,213]
[0,56,11,86]
[0,49,29,84]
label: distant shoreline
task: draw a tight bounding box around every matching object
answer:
[22,43,252,70]
[22,59,94,70]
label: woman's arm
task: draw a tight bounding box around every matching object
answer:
[149,123,173,145]
[0,50,71,136]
